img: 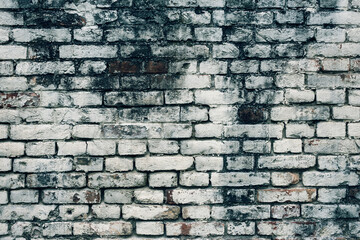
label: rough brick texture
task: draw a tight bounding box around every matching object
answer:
[0,0,359,238]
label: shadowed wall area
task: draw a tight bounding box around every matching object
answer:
[0,0,360,238]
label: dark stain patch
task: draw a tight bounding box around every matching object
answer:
[85,190,100,203]
[238,106,266,123]
[166,190,175,204]
[181,223,191,235]
[109,61,140,74]
[224,189,255,205]
[102,124,148,138]
[72,193,80,203]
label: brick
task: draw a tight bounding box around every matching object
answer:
[256,28,313,42]
[87,140,116,156]
[302,204,359,219]
[123,205,180,220]
[258,155,316,169]
[149,172,178,187]
[14,158,72,172]
[134,189,163,204]
[273,139,302,153]
[105,91,163,106]
[320,0,348,8]
[43,189,100,204]
[333,106,360,120]
[224,124,283,139]
[117,140,146,156]
[152,75,211,89]
[275,74,304,88]
[195,90,244,104]
[0,0,19,8]
[42,222,72,237]
[316,89,345,104]
[0,205,56,220]
[151,45,209,59]
[213,43,239,58]
[89,172,146,188]
[275,10,304,24]
[11,125,71,140]
[271,172,299,186]
[16,61,75,75]
[0,12,23,25]
[59,205,89,220]
[211,172,270,186]
[303,171,359,186]
[13,29,71,42]
[308,12,360,25]
[92,204,121,219]
[166,25,192,41]
[305,139,360,153]
[105,157,133,172]
[286,124,314,138]
[25,142,55,156]
[245,76,273,89]
[258,188,316,202]
[214,10,273,26]
[0,62,13,75]
[136,156,193,171]
[180,171,209,186]
[195,124,222,138]
[195,156,223,171]
[72,125,101,139]
[258,221,316,236]
[0,77,27,91]
[212,205,270,220]
[318,188,346,203]
[0,174,24,189]
[227,222,255,235]
[285,89,314,103]
[136,222,164,236]
[209,106,238,123]
[271,106,330,121]
[10,189,38,203]
[317,122,345,138]
[180,140,240,155]
[74,28,103,42]
[168,61,197,74]
[195,28,222,42]
[199,60,227,74]
[145,61,168,73]
[104,189,133,204]
[0,191,6,204]
[0,142,25,157]
[167,189,222,204]
[271,204,300,219]
[60,45,117,58]
[26,172,85,188]
[148,140,179,154]
[226,156,254,170]
[57,141,87,156]
[166,222,224,236]
[231,60,259,73]
[73,221,132,236]
[182,206,211,219]
[0,158,11,171]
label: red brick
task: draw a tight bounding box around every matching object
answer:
[145,61,168,74]
[109,61,140,74]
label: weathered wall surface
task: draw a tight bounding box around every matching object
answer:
[0,0,360,238]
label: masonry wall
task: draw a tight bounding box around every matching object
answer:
[0,0,360,238]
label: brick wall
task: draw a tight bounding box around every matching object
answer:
[0,0,360,238]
